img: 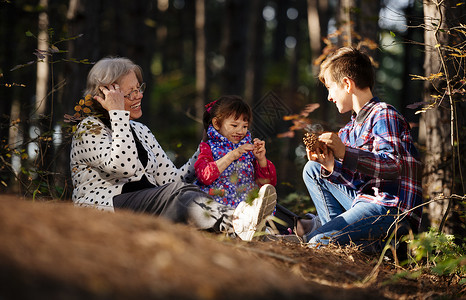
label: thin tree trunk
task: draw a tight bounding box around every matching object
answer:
[307,0,332,128]
[356,0,379,58]
[0,2,16,191]
[338,0,354,46]
[33,0,55,197]
[35,0,49,119]
[421,0,466,234]
[195,0,207,134]
[244,0,265,105]
[307,0,321,60]
[272,0,289,61]
[221,0,249,95]
[60,0,103,198]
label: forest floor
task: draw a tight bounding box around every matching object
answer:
[0,194,464,300]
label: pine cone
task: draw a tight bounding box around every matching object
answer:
[303,132,322,152]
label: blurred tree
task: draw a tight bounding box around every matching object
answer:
[307,0,329,115]
[61,0,105,197]
[337,0,355,46]
[400,0,424,128]
[195,0,206,134]
[272,0,290,62]
[221,0,249,95]
[244,0,266,105]
[421,0,466,236]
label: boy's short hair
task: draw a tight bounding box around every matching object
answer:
[318,47,375,90]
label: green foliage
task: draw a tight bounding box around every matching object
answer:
[404,229,466,281]
[245,188,259,206]
[279,191,314,215]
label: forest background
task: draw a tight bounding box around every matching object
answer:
[0,0,465,241]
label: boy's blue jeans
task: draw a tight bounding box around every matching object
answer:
[302,161,409,251]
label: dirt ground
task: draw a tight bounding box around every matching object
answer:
[0,194,464,300]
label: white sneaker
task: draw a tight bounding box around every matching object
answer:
[232,184,277,241]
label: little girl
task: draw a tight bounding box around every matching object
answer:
[195,95,321,240]
[194,95,277,208]
[194,95,277,240]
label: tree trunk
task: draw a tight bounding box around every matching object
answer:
[421,0,466,235]
[337,0,355,46]
[221,0,249,95]
[307,0,332,128]
[32,0,57,197]
[195,0,207,134]
[60,0,104,198]
[35,0,49,119]
[356,0,379,58]
[244,0,265,105]
[272,0,289,61]
[120,0,155,127]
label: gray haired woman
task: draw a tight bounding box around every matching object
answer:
[70,57,276,240]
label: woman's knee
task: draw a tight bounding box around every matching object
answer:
[302,160,321,181]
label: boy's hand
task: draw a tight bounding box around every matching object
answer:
[318,132,345,160]
[306,144,335,172]
[252,138,267,167]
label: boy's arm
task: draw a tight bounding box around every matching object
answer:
[329,108,406,183]
[343,109,405,180]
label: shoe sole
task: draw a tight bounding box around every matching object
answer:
[243,185,277,241]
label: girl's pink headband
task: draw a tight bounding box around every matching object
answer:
[204,100,217,113]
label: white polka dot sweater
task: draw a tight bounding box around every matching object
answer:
[70,110,198,211]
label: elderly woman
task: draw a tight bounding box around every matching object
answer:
[70,57,276,240]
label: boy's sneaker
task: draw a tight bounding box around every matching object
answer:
[303,213,322,233]
[232,184,277,241]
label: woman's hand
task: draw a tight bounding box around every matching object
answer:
[252,138,267,167]
[93,83,125,111]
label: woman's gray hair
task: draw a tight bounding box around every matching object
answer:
[84,57,143,119]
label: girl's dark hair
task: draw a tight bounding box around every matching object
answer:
[203,95,252,131]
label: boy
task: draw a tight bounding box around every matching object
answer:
[302,47,422,251]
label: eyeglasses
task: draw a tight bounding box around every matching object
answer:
[124,82,146,100]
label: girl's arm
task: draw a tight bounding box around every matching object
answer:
[254,159,277,186]
[216,143,254,173]
[252,138,277,186]
[252,138,267,167]
[195,143,221,185]
[195,142,255,185]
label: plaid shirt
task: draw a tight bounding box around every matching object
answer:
[323,98,423,227]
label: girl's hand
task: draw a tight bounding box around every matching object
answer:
[215,143,254,174]
[231,143,254,160]
[306,143,335,173]
[318,132,345,160]
[252,138,267,167]
[93,83,125,111]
